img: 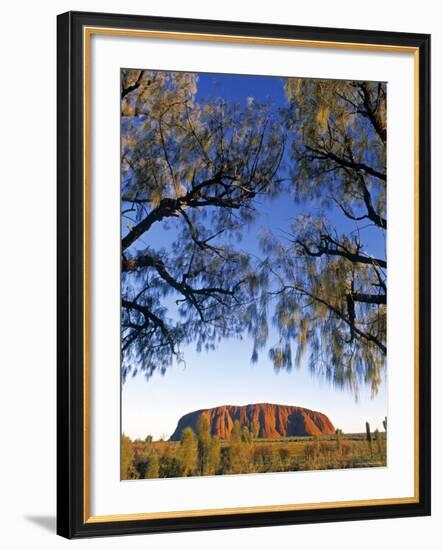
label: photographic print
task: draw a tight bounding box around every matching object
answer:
[120,69,387,481]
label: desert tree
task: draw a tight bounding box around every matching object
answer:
[241,426,254,470]
[251,419,260,439]
[365,421,372,444]
[231,419,241,442]
[120,69,285,380]
[259,78,387,396]
[197,413,212,475]
[145,453,160,479]
[228,420,255,473]
[241,426,253,445]
[121,434,137,480]
[179,427,198,476]
[121,70,387,396]
[132,435,154,478]
[374,428,383,455]
[209,435,221,475]
[335,428,343,454]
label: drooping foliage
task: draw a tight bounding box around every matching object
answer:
[121,69,285,380]
[120,70,387,396]
[259,79,387,395]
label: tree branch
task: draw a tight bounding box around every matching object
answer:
[295,237,387,269]
[121,172,259,252]
[304,145,386,182]
[121,70,146,100]
[122,249,246,322]
[356,82,387,144]
[358,175,387,229]
[275,284,386,354]
[352,292,386,305]
[121,298,176,353]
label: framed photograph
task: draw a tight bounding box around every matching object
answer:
[57,11,431,538]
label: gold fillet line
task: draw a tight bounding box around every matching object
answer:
[82,25,420,524]
[413,48,420,502]
[85,26,417,54]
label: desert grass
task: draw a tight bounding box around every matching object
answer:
[122,432,386,480]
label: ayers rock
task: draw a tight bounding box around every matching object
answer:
[169,403,335,441]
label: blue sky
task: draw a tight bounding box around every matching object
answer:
[122,72,387,440]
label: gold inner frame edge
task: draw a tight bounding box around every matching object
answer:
[82,26,420,524]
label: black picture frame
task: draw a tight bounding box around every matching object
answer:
[57,10,431,539]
